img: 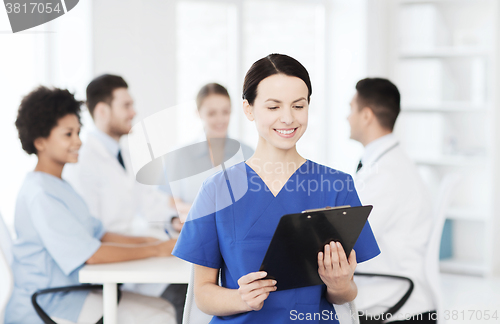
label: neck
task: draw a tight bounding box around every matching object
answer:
[96,123,121,142]
[108,133,121,142]
[34,156,64,179]
[205,132,227,140]
[361,128,392,147]
[247,136,306,175]
[206,137,226,166]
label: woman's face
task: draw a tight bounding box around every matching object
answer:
[198,94,231,138]
[35,114,82,164]
[245,74,309,151]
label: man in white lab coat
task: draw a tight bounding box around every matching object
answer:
[347,78,436,323]
[64,75,176,235]
[63,74,186,324]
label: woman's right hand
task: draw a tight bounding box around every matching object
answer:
[237,271,277,311]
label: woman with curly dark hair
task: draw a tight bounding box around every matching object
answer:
[6,86,177,324]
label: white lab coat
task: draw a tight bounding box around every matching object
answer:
[353,134,435,320]
[64,131,175,236]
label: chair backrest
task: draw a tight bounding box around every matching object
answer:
[182,263,213,324]
[334,301,360,324]
[182,263,359,324]
[424,173,460,322]
[0,212,14,324]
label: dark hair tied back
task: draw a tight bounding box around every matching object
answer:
[242,54,312,106]
[355,78,400,131]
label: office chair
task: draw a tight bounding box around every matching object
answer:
[31,285,122,324]
[334,298,361,324]
[0,211,121,324]
[181,263,216,324]
[353,272,414,323]
[182,263,360,324]
[355,173,460,324]
[424,173,460,323]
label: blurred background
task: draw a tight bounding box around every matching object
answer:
[1,0,500,320]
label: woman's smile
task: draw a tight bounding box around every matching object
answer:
[274,127,298,138]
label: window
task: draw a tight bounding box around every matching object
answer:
[0,1,92,233]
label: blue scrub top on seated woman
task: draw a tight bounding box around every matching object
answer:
[5,172,105,324]
[173,160,380,324]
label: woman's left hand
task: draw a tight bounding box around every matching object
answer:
[317,241,357,295]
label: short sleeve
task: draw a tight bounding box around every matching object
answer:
[90,215,106,240]
[343,183,381,264]
[172,184,222,269]
[30,192,102,275]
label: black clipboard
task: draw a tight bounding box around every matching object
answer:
[259,205,373,291]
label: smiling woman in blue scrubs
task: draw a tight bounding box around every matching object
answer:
[5,87,177,324]
[172,54,381,323]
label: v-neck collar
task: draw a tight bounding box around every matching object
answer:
[245,159,309,198]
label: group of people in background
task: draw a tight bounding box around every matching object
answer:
[5,53,436,324]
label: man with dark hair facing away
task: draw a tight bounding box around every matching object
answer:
[348,78,436,323]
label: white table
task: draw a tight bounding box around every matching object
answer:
[79,257,191,324]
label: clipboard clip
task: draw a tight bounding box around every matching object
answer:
[301,205,351,213]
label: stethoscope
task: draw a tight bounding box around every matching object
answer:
[372,142,400,164]
[359,142,400,172]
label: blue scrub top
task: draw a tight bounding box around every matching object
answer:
[173,160,380,324]
[5,172,105,324]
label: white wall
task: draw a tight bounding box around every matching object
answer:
[0,1,92,233]
[366,0,393,78]
[493,0,500,276]
[91,0,178,124]
[327,0,368,174]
